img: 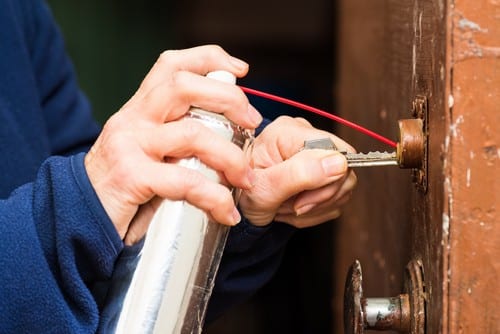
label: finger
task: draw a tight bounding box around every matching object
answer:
[136,45,249,99]
[292,175,347,213]
[276,185,352,217]
[293,169,356,210]
[293,170,357,216]
[140,161,241,226]
[255,116,356,162]
[275,196,297,215]
[275,207,343,229]
[142,119,254,189]
[276,189,354,228]
[247,149,348,208]
[275,171,354,216]
[134,71,261,128]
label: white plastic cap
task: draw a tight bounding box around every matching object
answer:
[207,70,236,84]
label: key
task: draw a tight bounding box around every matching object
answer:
[342,151,398,167]
[303,138,399,168]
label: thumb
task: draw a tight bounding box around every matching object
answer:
[250,149,348,207]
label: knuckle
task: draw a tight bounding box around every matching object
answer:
[99,116,140,174]
[170,70,189,88]
[158,50,178,65]
[102,112,125,133]
[214,189,233,209]
[181,169,206,194]
[275,115,310,128]
[274,115,295,125]
[180,120,206,143]
[204,44,225,58]
[294,117,312,127]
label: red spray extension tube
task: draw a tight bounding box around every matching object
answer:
[239,86,397,148]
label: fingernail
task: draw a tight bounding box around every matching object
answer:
[232,207,242,225]
[295,203,316,216]
[321,154,347,176]
[230,56,248,71]
[248,105,263,127]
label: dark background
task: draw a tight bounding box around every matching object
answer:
[47,1,338,332]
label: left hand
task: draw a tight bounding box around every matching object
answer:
[239,116,357,228]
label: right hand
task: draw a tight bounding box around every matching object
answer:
[84,45,262,244]
[239,116,357,228]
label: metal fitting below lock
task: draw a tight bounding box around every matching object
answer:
[343,260,426,334]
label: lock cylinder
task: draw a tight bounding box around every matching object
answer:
[396,118,425,169]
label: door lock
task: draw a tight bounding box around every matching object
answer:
[344,260,426,333]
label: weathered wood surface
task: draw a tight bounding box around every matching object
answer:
[335,0,499,333]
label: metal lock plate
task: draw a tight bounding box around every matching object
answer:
[410,95,429,192]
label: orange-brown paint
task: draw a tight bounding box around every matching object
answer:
[336,0,498,333]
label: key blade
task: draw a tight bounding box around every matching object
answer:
[344,151,398,167]
[301,139,399,168]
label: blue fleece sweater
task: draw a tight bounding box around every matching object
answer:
[0,1,294,332]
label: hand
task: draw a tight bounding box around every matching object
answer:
[84,45,263,244]
[239,116,357,228]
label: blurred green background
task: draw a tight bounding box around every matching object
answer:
[46,1,337,332]
[46,0,335,127]
[47,1,179,124]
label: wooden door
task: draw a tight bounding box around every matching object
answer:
[334,0,499,333]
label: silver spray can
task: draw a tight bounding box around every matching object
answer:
[99,71,253,334]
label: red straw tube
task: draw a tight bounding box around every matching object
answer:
[240,86,397,148]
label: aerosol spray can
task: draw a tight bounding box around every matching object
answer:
[99,71,253,334]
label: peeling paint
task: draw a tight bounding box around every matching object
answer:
[457,18,487,32]
[412,44,417,83]
[482,142,499,165]
[450,115,465,144]
[442,213,450,237]
[450,115,465,136]
[412,5,423,88]
[448,94,455,108]
[444,134,450,155]
[453,11,500,62]
[445,176,454,218]
[466,168,471,187]
[418,11,423,46]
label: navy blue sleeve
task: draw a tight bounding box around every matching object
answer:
[1,0,295,329]
[0,1,122,332]
[28,0,101,155]
[0,153,123,333]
